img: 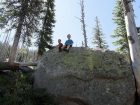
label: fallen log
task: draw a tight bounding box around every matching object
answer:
[0,62,19,70]
[19,62,37,66]
[0,61,37,70]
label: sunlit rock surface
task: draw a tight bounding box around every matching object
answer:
[34,47,136,105]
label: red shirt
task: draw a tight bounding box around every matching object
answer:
[58,43,63,47]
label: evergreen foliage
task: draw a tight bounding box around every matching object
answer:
[0,41,37,62]
[0,0,44,45]
[36,0,56,55]
[92,16,108,49]
[16,46,37,62]
[0,0,47,62]
[0,71,58,105]
[111,0,128,53]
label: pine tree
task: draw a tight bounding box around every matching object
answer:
[0,0,44,63]
[111,0,128,53]
[92,16,108,49]
[36,0,56,56]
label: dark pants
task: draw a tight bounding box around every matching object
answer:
[59,46,62,52]
[64,44,72,48]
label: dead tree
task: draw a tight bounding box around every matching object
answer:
[0,32,10,61]
[76,0,88,47]
[122,0,140,97]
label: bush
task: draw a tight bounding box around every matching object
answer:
[0,71,58,105]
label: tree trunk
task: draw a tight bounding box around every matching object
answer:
[8,16,24,63]
[36,54,41,61]
[0,61,37,70]
[80,0,87,47]
[0,62,19,70]
[122,0,140,96]
[19,62,37,66]
[8,1,28,63]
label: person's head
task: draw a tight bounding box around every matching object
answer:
[58,39,61,43]
[67,34,71,39]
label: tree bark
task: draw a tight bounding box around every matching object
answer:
[8,1,28,63]
[0,62,20,70]
[0,61,37,70]
[9,17,23,63]
[19,62,37,66]
[78,0,87,47]
[122,0,140,96]
[8,16,24,63]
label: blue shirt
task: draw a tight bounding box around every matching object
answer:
[65,39,74,45]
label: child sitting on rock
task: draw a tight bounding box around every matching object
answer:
[58,39,63,52]
[46,39,63,52]
[61,34,74,52]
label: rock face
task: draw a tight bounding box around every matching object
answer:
[34,47,136,105]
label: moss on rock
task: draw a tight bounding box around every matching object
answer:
[34,47,135,105]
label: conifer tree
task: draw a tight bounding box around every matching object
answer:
[92,16,108,49]
[0,0,44,63]
[111,0,128,53]
[36,0,56,56]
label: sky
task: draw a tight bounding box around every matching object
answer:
[52,0,140,50]
[0,0,139,51]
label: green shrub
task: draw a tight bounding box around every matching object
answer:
[0,71,58,105]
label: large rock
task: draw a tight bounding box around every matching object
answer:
[34,47,136,105]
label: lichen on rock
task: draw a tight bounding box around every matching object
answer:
[34,47,135,105]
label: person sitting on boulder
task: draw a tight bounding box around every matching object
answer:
[46,39,63,51]
[61,34,74,52]
[58,39,63,52]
